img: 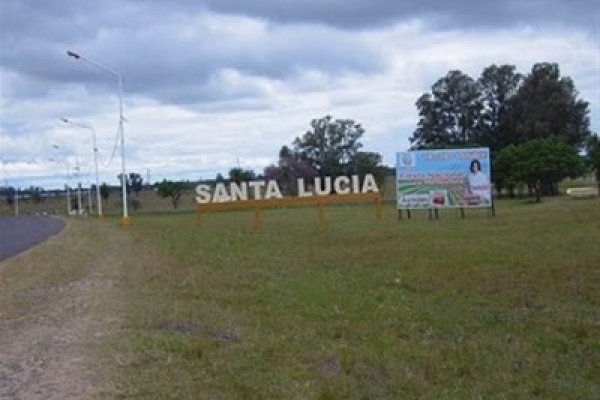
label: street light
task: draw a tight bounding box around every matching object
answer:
[61,118,103,217]
[67,50,129,225]
[48,156,72,215]
[52,145,82,215]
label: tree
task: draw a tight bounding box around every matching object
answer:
[28,186,44,204]
[587,135,600,192]
[349,151,385,187]
[293,115,364,176]
[477,64,522,152]
[156,180,186,210]
[493,144,520,197]
[502,139,584,202]
[264,145,317,195]
[507,62,591,148]
[2,186,15,206]
[410,70,483,149]
[228,168,256,183]
[100,183,110,204]
[116,172,143,196]
[129,173,143,195]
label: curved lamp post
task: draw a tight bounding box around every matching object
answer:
[61,118,103,217]
[67,50,129,225]
[48,156,72,215]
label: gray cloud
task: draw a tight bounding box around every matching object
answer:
[159,0,600,30]
[1,1,385,105]
[1,0,598,187]
[2,0,597,104]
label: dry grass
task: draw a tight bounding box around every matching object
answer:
[0,218,128,399]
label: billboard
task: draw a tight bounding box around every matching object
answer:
[396,148,491,209]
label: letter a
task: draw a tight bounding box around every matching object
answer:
[361,174,379,193]
[265,180,283,199]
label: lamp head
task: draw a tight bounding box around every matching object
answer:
[66,50,81,59]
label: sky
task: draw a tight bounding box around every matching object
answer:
[1,0,599,189]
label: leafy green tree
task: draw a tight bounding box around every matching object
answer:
[2,186,15,206]
[493,145,520,197]
[156,180,186,210]
[28,186,44,204]
[587,135,600,192]
[293,115,365,176]
[349,151,386,187]
[228,167,256,183]
[507,62,591,148]
[100,183,110,204]
[129,173,144,195]
[116,172,143,196]
[477,64,522,152]
[509,139,584,202]
[264,146,317,195]
[410,70,483,149]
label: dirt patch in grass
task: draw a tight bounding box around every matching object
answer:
[318,357,343,375]
[0,218,130,399]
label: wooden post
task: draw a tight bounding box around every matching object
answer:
[374,196,382,220]
[434,208,439,220]
[490,199,496,217]
[407,209,412,220]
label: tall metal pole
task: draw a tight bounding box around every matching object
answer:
[67,50,129,224]
[117,74,129,224]
[66,162,71,215]
[92,128,102,217]
[50,150,72,215]
[15,187,19,216]
[61,118,103,217]
[87,182,93,214]
[75,159,82,215]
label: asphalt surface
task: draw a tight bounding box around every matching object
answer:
[0,216,66,262]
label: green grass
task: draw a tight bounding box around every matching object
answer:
[109,198,599,399]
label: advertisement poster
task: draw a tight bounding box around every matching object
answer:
[396,148,491,209]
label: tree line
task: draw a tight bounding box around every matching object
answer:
[411,62,598,201]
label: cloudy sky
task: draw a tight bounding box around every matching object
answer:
[1,0,599,188]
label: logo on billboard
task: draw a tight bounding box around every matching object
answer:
[398,152,415,168]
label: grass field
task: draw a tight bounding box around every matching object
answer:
[93,198,599,399]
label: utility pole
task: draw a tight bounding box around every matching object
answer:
[14,187,19,216]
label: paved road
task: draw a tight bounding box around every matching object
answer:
[0,216,66,262]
